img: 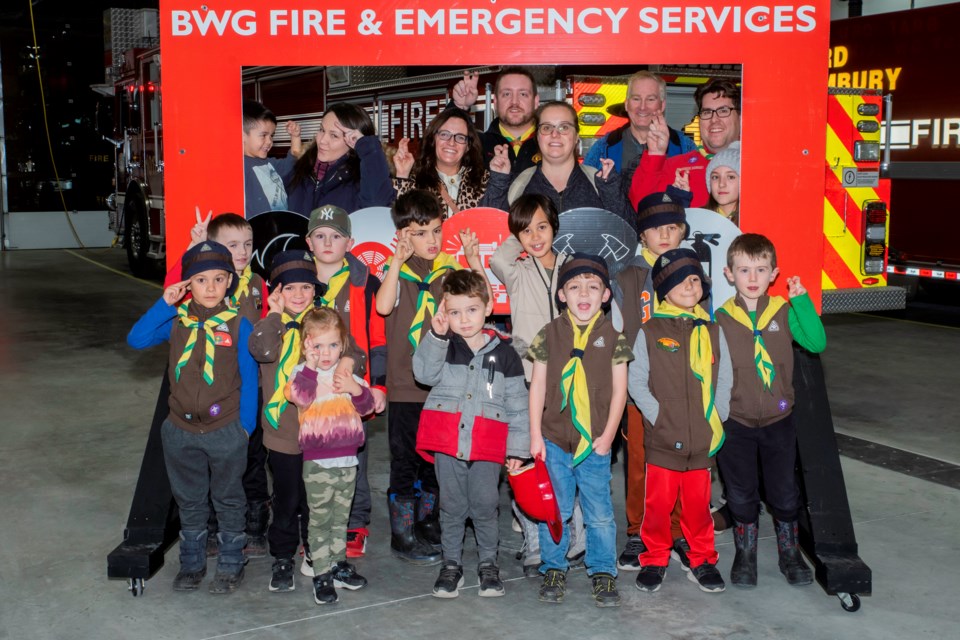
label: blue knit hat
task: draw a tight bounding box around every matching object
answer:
[269,250,321,289]
[181,240,236,280]
[652,248,710,303]
[636,191,687,234]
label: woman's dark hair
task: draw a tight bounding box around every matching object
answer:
[413,108,485,192]
[289,102,375,191]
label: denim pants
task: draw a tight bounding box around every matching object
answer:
[161,419,248,534]
[539,439,617,577]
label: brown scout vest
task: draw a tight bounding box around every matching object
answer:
[167,300,243,434]
[616,264,653,348]
[250,313,302,455]
[234,273,264,324]
[642,315,722,471]
[540,312,621,454]
[716,295,795,428]
[384,255,450,403]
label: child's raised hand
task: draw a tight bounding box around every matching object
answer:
[285,120,301,139]
[188,207,211,248]
[673,167,692,191]
[333,370,363,396]
[787,276,807,298]
[599,157,616,180]
[393,230,415,264]
[267,286,284,315]
[286,120,304,157]
[431,299,449,335]
[460,228,480,260]
[163,280,190,306]
[489,144,511,175]
[394,138,415,178]
[302,337,320,370]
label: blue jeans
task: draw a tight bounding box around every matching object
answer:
[539,439,617,576]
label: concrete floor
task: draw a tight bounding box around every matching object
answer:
[1,248,958,639]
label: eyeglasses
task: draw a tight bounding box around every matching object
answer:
[436,130,469,144]
[698,106,738,120]
[537,122,577,136]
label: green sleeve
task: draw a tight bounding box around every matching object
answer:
[527,327,549,363]
[612,333,635,365]
[787,293,827,354]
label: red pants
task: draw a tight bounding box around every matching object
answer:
[623,405,682,538]
[639,464,717,568]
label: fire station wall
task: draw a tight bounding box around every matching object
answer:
[3,211,115,250]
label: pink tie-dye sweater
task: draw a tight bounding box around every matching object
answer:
[284,364,375,461]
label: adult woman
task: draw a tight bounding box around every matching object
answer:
[392,109,491,218]
[704,142,740,226]
[287,103,395,215]
[485,101,633,229]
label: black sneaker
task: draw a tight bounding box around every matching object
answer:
[538,569,567,604]
[671,537,692,572]
[478,562,504,597]
[208,568,244,594]
[331,560,367,590]
[432,561,464,599]
[617,535,646,571]
[268,557,295,593]
[172,567,206,591]
[591,573,622,608]
[313,571,338,604]
[688,562,726,593]
[635,565,666,592]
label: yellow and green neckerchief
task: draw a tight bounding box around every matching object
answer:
[499,123,536,155]
[318,260,350,308]
[717,296,788,391]
[263,306,314,429]
[175,303,239,385]
[559,309,602,466]
[229,266,252,308]
[386,253,459,349]
[653,300,724,456]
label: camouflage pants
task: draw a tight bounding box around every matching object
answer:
[303,463,357,572]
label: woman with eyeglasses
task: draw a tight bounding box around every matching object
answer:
[287,102,395,216]
[484,101,634,228]
[392,109,501,218]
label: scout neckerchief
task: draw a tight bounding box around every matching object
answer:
[318,260,350,308]
[653,299,724,456]
[386,253,459,348]
[717,296,788,391]
[230,266,252,308]
[500,123,536,156]
[263,305,314,429]
[559,309,602,466]
[697,145,715,161]
[175,303,239,385]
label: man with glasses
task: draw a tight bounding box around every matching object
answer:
[628,79,741,209]
[451,67,542,178]
[584,71,697,191]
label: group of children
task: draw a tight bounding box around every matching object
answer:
[128,178,825,608]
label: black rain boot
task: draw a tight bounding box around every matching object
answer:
[775,520,813,586]
[415,490,442,550]
[389,495,441,565]
[244,500,270,558]
[730,521,758,587]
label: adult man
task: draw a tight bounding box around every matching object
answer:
[583,71,697,190]
[451,68,541,177]
[628,78,741,209]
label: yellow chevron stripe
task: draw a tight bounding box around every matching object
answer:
[823,196,886,287]
[825,126,880,203]
[822,269,836,291]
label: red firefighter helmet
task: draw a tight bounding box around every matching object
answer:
[508,458,563,544]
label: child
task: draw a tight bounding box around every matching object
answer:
[627,248,732,594]
[127,241,258,594]
[305,204,388,559]
[249,250,320,592]
[284,308,376,605]
[489,193,585,577]
[527,254,632,608]
[705,142,740,226]
[613,192,688,571]
[412,270,530,598]
[375,189,487,564]
[243,100,302,218]
[715,233,825,587]
[171,211,272,558]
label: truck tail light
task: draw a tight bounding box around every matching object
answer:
[854,140,880,162]
[577,93,606,107]
[862,200,887,275]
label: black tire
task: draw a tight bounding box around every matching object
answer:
[124,196,154,278]
[838,593,861,612]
